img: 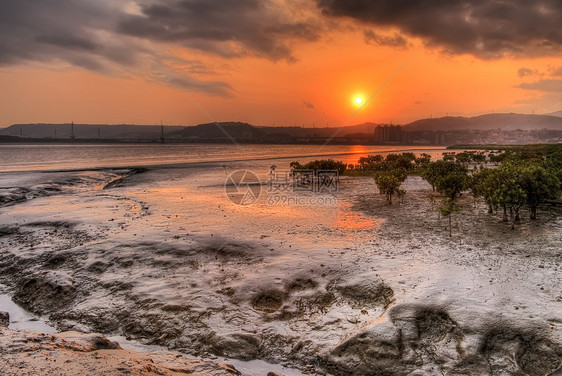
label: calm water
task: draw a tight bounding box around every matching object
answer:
[0,143,446,172]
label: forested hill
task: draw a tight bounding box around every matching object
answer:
[403,113,562,132]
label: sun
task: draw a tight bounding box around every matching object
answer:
[355,97,362,104]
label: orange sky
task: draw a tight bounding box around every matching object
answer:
[0,1,561,128]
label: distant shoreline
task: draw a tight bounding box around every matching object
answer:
[0,144,447,174]
[0,137,434,146]
[4,137,559,148]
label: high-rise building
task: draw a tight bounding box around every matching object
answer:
[374,124,402,144]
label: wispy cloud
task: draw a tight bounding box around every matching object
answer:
[517,68,539,78]
[364,30,407,48]
[551,67,562,77]
[302,101,315,109]
[518,79,562,92]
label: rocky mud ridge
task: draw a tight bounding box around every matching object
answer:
[0,169,133,207]
[0,313,241,375]
[0,168,561,375]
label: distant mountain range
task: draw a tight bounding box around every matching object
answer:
[402,113,562,132]
[1,112,561,144]
[0,123,184,140]
[0,121,383,140]
[170,122,264,139]
[546,110,562,118]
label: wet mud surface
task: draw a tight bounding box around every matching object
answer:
[0,165,561,375]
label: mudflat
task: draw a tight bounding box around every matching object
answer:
[0,163,560,375]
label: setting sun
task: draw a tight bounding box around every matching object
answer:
[355,97,362,105]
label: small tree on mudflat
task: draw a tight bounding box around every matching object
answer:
[289,159,347,174]
[421,160,454,192]
[488,151,507,165]
[519,165,561,219]
[470,168,496,212]
[471,151,487,166]
[433,163,471,202]
[373,167,407,204]
[442,152,456,162]
[422,161,470,236]
[440,198,460,237]
[492,164,526,229]
[414,153,432,171]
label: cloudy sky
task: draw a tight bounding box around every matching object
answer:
[1,0,561,127]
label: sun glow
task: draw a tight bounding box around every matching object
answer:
[355,97,362,104]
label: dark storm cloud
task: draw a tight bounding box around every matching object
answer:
[35,35,99,51]
[317,0,562,58]
[0,0,153,80]
[364,29,407,47]
[116,0,320,61]
[0,0,321,95]
[518,79,562,92]
[0,0,109,66]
